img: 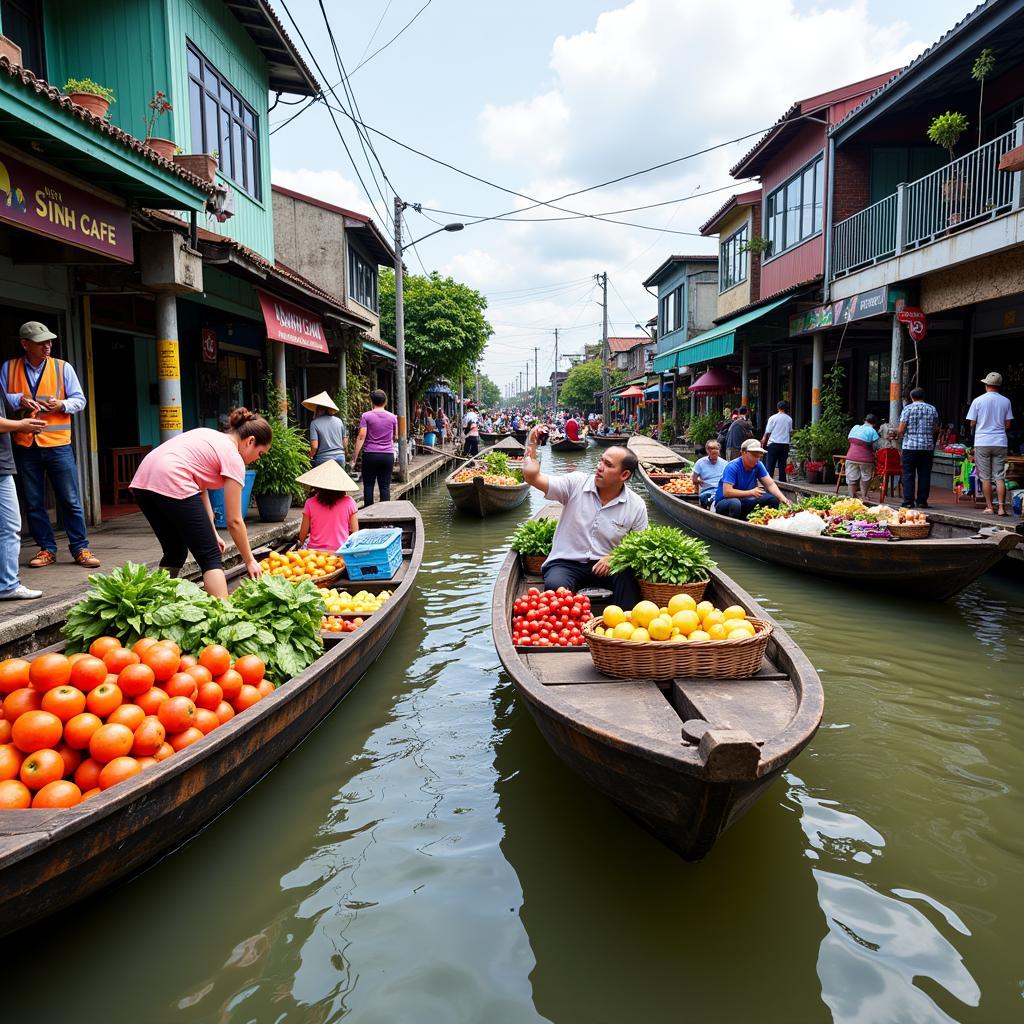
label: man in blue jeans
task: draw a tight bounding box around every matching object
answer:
[715,438,791,519]
[897,386,940,508]
[1,321,100,568]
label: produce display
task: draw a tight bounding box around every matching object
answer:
[452,450,525,487]
[511,588,591,647]
[607,526,716,586]
[746,495,928,539]
[319,588,393,615]
[661,474,697,494]
[259,549,343,581]
[510,517,557,557]
[320,616,365,634]
[590,594,758,644]
[0,641,272,809]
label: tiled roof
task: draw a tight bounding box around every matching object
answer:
[0,59,216,194]
[608,336,649,353]
[641,253,717,288]
[699,190,762,236]
[710,276,822,325]
[226,0,320,96]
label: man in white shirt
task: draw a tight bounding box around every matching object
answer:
[967,371,1014,516]
[462,403,480,457]
[522,426,648,606]
[760,400,793,482]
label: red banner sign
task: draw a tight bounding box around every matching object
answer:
[897,306,927,342]
[0,150,133,261]
[201,327,218,363]
[256,289,328,353]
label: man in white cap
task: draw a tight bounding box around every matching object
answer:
[714,438,792,519]
[0,321,99,568]
[967,372,1014,516]
[302,391,347,469]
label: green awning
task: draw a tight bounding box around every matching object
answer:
[362,339,396,361]
[652,296,791,372]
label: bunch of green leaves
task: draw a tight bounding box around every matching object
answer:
[483,450,511,476]
[64,78,116,103]
[793,494,838,512]
[64,563,210,652]
[687,412,719,448]
[510,516,557,555]
[253,384,311,501]
[607,526,716,584]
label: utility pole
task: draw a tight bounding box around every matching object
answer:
[598,271,610,424]
[553,328,559,415]
[533,346,539,415]
[393,196,410,480]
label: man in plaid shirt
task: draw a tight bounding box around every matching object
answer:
[897,387,939,508]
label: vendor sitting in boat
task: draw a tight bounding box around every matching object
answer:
[564,414,581,442]
[714,438,792,519]
[691,439,726,508]
[522,427,647,606]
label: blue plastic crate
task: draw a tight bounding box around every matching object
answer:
[340,527,404,580]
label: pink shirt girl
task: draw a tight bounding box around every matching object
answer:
[132,428,245,497]
[302,494,358,551]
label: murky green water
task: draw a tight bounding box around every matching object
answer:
[3,447,1023,1023]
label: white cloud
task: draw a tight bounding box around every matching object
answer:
[479,90,571,166]
[270,167,381,221]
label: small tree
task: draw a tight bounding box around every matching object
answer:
[971,48,996,147]
[927,111,969,163]
[559,360,603,411]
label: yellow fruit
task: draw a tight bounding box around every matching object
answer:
[732,620,757,636]
[670,633,688,642]
[702,609,725,630]
[659,607,669,616]
[602,605,625,628]
[595,626,606,636]
[671,610,701,635]
[722,605,747,622]
[706,623,729,641]
[695,600,714,620]
[629,627,651,643]
[728,627,752,640]
[630,601,660,628]
[667,593,697,615]
[689,629,711,643]
[612,622,635,640]
[648,616,673,641]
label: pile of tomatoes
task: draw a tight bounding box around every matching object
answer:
[511,587,591,648]
[320,616,365,634]
[0,638,274,810]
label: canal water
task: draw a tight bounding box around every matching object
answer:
[3,446,1022,1023]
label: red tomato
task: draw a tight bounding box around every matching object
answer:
[214,701,235,725]
[233,656,265,686]
[131,716,166,756]
[20,748,65,790]
[0,658,31,695]
[198,645,231,677]
[63,712,103,751]
[32,779,82,808]
[232,684,261,712]
[88,636,121,659]
[184,664,213,687]
[256,679,275,698]
[99,756,141,789]
[29,653,72,693]
[86,682,123,718]
[168,727,204,751]
[0,743,24,781]
[56,742,81,778]
[134,687,170,716]
[41,685,86,722]
[193,708,220,735]
[74,757,103,791]
[117,663,155,698]
[195,682,223,711]
[142,645,180,683]
[107,704,145,731]
[164,673,198,700]
[158,696,197,734]
[3,689,42,723]
[135,756,158,770]
[215,669,243,702]
[153,742,174,762]
[0,778,31,808]
[80,787,101,800]
[11,710,63,753]
[103,647,140,675]
[88,723,134,764]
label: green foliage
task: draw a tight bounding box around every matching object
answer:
[510,517,557,555]
[560,360,603,410]
[971,47,995,82]
[253,419,310,500]
[738,235,770,256]
[467,370,501,409]
[64,78,115,103]
[608,526,716,585]
[379,269,492,401]
[687,412,719,447]
[927,111,969,162]
[659,422,675,443]
[790,426,814,463]
[810,363,852,457]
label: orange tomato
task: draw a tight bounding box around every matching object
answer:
[134,687,170,716]
[32,780,82,808]
[41,686,86,723]
[28,653,72,693]
[88,723,134,764]
[257,679,275,698]
[67,652,89,665]
[130,716,165,757]
[63,712,103,751]
[0,743,24,781]
[20,748,64,790]
[74,758,103,791]
[0,779,31,809]
[0,720,9,745]
[195,682,223,711]
[0,658,31,694]
[103,647,139,675]
[142,645,180,683]
[106,704,145,731]
[214,701,235,725]
[134,756,158,770]
[178,654,197,670]
[168,727,204,752]
[132,637,160,655]
[56,742,81,778]
[233,656,266,686]
[158,696,197,733]
[193,708,220,735]
[159,640,181,656]
[233,684,262,712]
[98,756,141,789]
[164,673,198,700]
[3,688,41,722]
[153,742,174,762]
[86,682,123,718]
[88,636,122,660]
[80,787,101,800]
[216,669,243,702]
[117,663,155,698]
[198,644,231,677]
[184,664,213,687]
[11,710,63,753]
[69,656,107,693]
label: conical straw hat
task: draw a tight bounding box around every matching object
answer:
[301,390,339,413]
[295,459,359,492]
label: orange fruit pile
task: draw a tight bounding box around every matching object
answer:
[259,549,342,583]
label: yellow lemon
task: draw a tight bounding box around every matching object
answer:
[667,593,697,615]
[707,622,729,641]
[701,609,725,630]
[648,616,673,641]
[659,607,670,617]
[695,600,714,620]
[732,620,757,636]
[603,605,625,628]
[594,625,606,636]
[629,627,651,643]
[689,629,712,643]
[671,609,701,635]
[670,633,688,642]
[630,601,660,628]
[612,621,635,640]
[728,627,753,640]
[722,605,747,622]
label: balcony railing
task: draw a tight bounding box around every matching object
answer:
[831,121,1024,279]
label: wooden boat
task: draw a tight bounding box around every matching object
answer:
[0,501,424,937]
[445,445,531,517]
[549,435,588,453]
[513,428,529,444]
[590,433,630,447]
[639,463,1020,600]
[627,434,688,467]
[492,505,824,861]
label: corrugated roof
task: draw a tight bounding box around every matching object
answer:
[710,276,822,325]
[608,336,649,353]
[641,254,717,288]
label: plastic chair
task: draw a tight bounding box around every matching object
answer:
[874,448,902,503]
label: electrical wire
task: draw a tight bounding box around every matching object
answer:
[348,0,433,77]
[357,0,396,65]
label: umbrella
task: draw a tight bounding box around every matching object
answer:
[688,368,740,396]
[617,385,645,399]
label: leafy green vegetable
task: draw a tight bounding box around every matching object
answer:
[510,517,557,555]
[482,450,524,482]
[607,526,716,584]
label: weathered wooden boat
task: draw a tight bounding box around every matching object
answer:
[445,446,531,516]
[590,433,630,447]
[627,434,688,467]
[639,463,1020,600]
[512,428,529,444]
[549,435,588,453]
[0,501,424,937]
[492,505,823,860]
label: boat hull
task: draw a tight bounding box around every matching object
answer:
[550,438,588,452]
[590,434,630,447]
[446,475,531,516]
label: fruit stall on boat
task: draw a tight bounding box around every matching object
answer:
[445,445,531,517]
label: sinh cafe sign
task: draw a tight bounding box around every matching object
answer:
[257,289,328,353]
[0,151,133,261]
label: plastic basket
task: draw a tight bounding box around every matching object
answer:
[339,527,403,580]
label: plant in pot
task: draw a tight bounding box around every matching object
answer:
[510,517,557,575]
[927,111,970,224]
[64,78,115,119]
[687,412,719,455]
[607,525,716,606]
[143,90,175,159]
[253,417,311,522]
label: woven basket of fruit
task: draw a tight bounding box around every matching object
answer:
[522,553,546,575]
[638,578,707,604]
[888,522,932,539]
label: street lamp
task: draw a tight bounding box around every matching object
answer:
[394,196,464,480]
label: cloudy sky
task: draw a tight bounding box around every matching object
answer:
[272,0,977,394]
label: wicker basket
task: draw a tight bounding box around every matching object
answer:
[521,553,546,575]
[313,566,346,588]
[638,578,708,605]
[889,522,932,539]
[583,616,772,680]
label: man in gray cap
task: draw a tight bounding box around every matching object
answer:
[0,321,99,567]
[967,372,1014,516]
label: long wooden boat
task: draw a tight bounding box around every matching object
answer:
[590,433,630,447]
[512,428,529,444]
[492,505,823,860]
[550,435,588,453]
[639,463,1020,600]
[445,446,531,517]
[0,501,424,937]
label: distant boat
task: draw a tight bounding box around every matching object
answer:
[590,433,630,447]
[550,435,588,452]
[445,445,531,517]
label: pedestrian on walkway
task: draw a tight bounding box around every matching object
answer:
[844,413,880,500]
[1,321,100,568]
[130,408,271,598]
[302,391,347,469]
[0,391,47,601]
[725,406,754,461]
[463,401,480,457]
[352,390,398,506]
[761,400,793,481]
[967,372,1014,517]
[897,387,940,508]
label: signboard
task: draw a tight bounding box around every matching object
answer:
[0,150,133,262]
[897,306,927,342]
[789,287,905,336]
[256,289,328,354]
[201,328,218,363]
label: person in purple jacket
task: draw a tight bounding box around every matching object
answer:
[351,390,399,507]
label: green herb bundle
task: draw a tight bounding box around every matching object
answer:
[510,517,557,555]
[607,526,716,584]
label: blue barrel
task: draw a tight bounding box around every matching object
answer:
[423,431,437,447]
[209,469,257,528]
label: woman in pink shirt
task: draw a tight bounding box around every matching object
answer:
[296,459,360,552]
[130,408,272,597]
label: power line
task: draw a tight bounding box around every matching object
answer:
[357,0,396,65]
[348,0,433,77]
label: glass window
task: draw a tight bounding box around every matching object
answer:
[765,153,824,258]
[719,224,748,292]
[348,247,379,312]
[814,158,825,233]
[0,0,46,74]
[673,287,682,331]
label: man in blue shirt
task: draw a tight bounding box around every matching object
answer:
[897,386,939,508]
[691,439,726,508]
[715,438,791,519]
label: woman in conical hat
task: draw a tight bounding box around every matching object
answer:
[295,458,360,553]
[302,390,348,469]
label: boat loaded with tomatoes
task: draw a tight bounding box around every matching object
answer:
[0,500,423,937]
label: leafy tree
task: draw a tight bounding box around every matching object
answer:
[379,269,492,401]
[559,359,604,411]
[927,111,969,162]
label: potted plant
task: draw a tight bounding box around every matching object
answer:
[790,425,813,475]
[607,526,716,605]
[63,78,115,119]
[686,412,719,455]
[173,150,218,182]
[739,236,772,258]
[253,418,311,522]
[143,90,176,160]
[927,111,970,224]
[510,517,557,575]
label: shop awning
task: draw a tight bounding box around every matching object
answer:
[643,382,673,396]
[616,385,645,399]
[362,339,396,362]
[257,289,328,353]
[652,296,790,372]
[425,383,455,396]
